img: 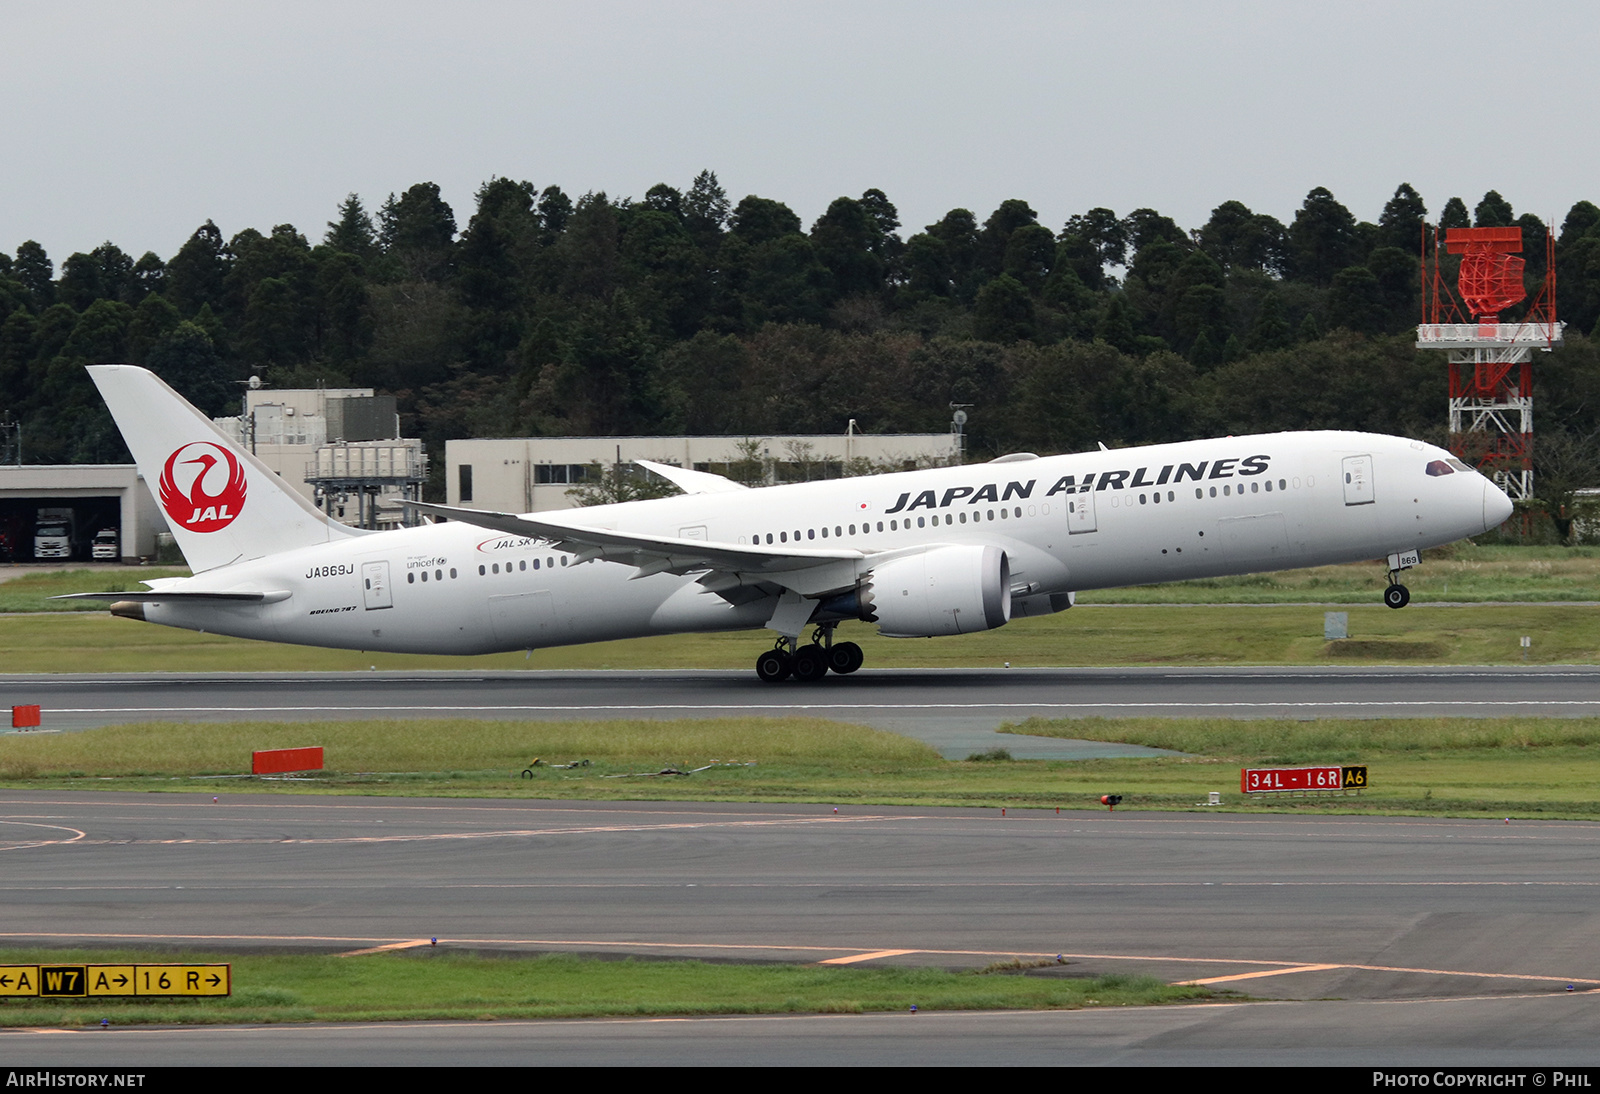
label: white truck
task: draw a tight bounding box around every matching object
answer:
[33,508,75,561]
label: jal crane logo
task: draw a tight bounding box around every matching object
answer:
[159,442,248,532]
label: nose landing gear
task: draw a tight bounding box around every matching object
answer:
[1383,548,1419,609]
[1383,581,1411,609]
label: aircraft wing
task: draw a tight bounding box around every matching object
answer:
[634,459,749,494]
[397,500,866,596]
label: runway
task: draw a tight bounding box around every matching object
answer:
[2,792,1600,1064]
[4,665,1600,758]
[4,666,1600,1062]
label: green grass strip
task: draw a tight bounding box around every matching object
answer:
[0,567,190,613]
[0,601,1594,672]
[0,950,1214,1027]
[7,716,1600,819]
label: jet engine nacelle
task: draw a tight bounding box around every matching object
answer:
[861,545,1012,637]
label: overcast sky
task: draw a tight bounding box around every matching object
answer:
[4,1,1596,263]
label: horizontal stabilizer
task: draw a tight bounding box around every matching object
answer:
[52,590,291,603]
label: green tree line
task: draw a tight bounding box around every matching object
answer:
[2,175,1597,526]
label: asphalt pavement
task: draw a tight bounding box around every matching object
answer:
[4,665,1599,757]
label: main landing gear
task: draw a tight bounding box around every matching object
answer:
[754,624,864,683]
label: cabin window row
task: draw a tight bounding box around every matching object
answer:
[407,568,458,583]
[1191,477,1300,500]
[477,556,569,576]
[748,508,1029,544]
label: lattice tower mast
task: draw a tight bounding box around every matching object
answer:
[1416,226,1562,502]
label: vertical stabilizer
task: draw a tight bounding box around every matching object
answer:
[88,365,365,572]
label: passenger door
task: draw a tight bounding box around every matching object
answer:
[1067,489,1098,534]
[361,561,393,610]
[1342,455,1374,505]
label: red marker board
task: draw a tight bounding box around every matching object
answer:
[1241,766,1367,793]
[252,747,324,775]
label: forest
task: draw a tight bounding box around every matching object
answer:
[2,175,1597,530]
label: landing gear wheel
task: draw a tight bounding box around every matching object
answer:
[1383,584,1410,609]
[755,648,793,682]
[828,641,864,675]
[792,644,830,682]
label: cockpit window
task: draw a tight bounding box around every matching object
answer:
[1425,460,1454,477]
[1447,458,1473,472]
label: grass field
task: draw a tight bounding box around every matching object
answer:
[6,715,1600,819]
[1076,544,1600,604]
[3,545,1594,615]
[0,949,1212,1028]
[0,545,1591,671]
[0,600,1591,672]
[0,567,189,613]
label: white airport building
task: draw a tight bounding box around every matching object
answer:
[446,431,963,512]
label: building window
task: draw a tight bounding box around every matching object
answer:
[459,464,473,502]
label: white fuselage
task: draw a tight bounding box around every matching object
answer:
[141,431,1505,655]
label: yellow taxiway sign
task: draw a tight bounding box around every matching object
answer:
[0,964,230,997]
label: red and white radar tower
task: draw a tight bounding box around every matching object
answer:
[1416,225,1563,501]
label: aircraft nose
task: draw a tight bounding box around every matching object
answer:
[1483,479,1513,531]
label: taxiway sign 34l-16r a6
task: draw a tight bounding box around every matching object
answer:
[64,365,1513,681]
